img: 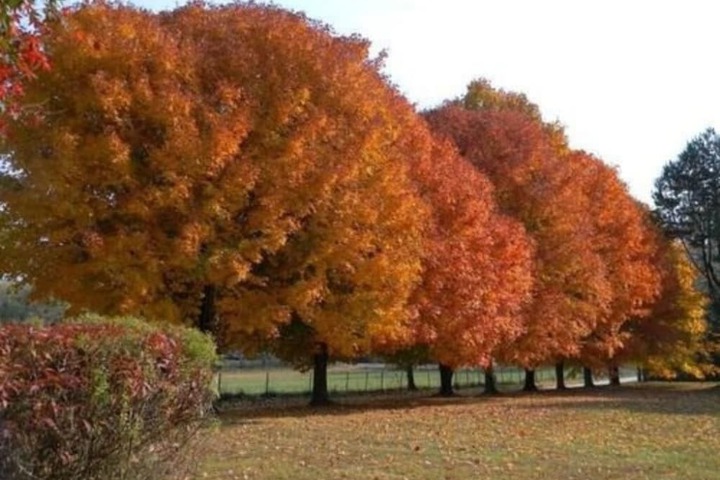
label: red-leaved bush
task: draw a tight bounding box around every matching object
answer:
[0,315,217,480]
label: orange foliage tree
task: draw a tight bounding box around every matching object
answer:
[403,135,534,396]
[0,2,428,405]
[167,4,430,405]
[425,81,613,390]
[572,154,662,386]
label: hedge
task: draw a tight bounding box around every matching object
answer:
[0,314,217,480]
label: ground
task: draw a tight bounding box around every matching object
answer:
[197,382,719,480]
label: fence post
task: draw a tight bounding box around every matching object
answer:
[427,369,431,388]
[345,371,350,393]
[308,370,313,394]
[265,370,270,395]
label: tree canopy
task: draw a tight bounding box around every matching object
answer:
[425,82,614,371]
[618,238,710,379]
[574,153,662,369]
[404,135,534,372]
[0,2,428,380]
[0,0,59,122]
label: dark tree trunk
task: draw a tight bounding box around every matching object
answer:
[555,362,567,390]
[438,364,454,396]
[484,365,498,395]
[583,367,595,388]
[609,365,621,386]
[523,368,538,392]
[637,366,645,382]
[197,284,217,334]
[406,365,417,391]
[310,342,330,406]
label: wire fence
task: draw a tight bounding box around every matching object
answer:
[215,363,638,398]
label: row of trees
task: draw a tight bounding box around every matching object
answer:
[0,2,712,404]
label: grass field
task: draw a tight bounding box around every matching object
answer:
[197,382,720,480]
[214,364,629,397]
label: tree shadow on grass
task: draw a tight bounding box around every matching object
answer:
[217,387,513,424]
[507,382,720,417]
[216,382,720,425]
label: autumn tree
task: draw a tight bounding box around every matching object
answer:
[617,237,711,379]
[425,81,613,391]
[0,0,59,124]
[574,154,662,386]
[462,78,543,123]
[403,136,534,396]
[0,2,428,405]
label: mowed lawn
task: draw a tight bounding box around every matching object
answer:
[198,383,720,480]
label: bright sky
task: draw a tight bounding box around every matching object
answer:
[141,0,720,205]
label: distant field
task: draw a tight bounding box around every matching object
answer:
[215,364,635,397]
[198,382,720,480]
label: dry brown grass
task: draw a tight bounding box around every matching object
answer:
[197,382,720,480]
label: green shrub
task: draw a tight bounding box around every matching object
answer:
[0,315,217,480]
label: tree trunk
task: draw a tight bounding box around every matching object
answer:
[406,365,417,391]
[583,367,595,388]
[438,364,454,396]
[310,342,330,406]
[609,364,621,386]
[523,368,538,392]
[484,365,498,395]
[637,366,645,382]
[197,284,217,334]
[555,362,566,390]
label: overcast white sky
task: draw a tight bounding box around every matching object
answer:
[142,0,720,205]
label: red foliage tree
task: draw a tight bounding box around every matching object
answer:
[405,135,534,395]
[573,154,663,384]
[425,82,613,389]
[0,0,58,129]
